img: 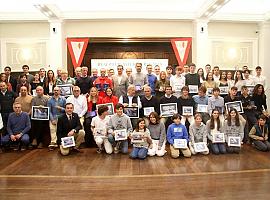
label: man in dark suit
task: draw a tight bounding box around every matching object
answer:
[56,103,85,156]
[4,66,17,92]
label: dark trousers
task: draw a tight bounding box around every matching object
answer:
[84,117,96,147]
[31,120,50,146]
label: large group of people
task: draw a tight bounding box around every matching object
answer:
[0,62,269,159]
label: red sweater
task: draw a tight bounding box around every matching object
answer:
[101,95,119,108]
[87,96,103,112]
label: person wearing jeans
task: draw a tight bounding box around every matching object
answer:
[107,103,133,154]
[206,109,226,154]
[129,118,152,160]
[249,114,270,152]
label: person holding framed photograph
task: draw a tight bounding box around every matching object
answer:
[189,113,209,155]
[167,113,191,158]
[129,118,152,160]
[192,86,210,124]
[107,103,133,154]
[147,112,166,157]
[56,103,85,156]
[91,105,112,154]
[208,87,225,122]
[30,86,49,149]
[119,84,142,127]
[223,108,244,154]
[177,86,195,128]
[185,63,201,96]
[240,86,257,143]
[249,115,270,152]
[101,87,118,110]
[93,68,113,98]
[206,109,226,154]
[140,86,160,126]
[159,86,178,126]
[129,63,148,97]
[169,66,185,98]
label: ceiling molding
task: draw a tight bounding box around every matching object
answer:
[62,11,196,20]
[197,0,231,19]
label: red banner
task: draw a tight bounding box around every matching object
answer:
[171,38,192,67]
[67,38,89,69]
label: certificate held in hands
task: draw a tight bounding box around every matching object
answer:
[173,139,187,149]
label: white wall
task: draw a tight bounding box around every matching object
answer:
[64,20,193,37]
[0,20,262,73]
[208,22,258,38]
[0,22,50,38]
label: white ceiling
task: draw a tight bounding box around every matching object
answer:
[0,0,270,22]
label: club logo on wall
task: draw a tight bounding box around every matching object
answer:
[67,38,89,69]
[171,38,192,68]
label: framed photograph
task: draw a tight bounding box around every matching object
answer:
[194,142,208,153]
[31,106,49,120]
[131,132,144,143]
[174,84,184,92]
[207,88,213,96]
[219,86,229,95]
[57,84,73,96]
[188,85,198,94]
[173,139,187,149]
[197,104,208,113]
[123,106,139,118]
[225,101,243,114]
[246,85,254,95]
[97,103,114,116]
[160,103,178,117]
[143,107,155,117]
[135,84,142,91]
[212,132,225,143]
[228,136,241,147]
[61,136,75,148]
[114,129,128,141]
[182,106,193,116]
[93,128,107,137]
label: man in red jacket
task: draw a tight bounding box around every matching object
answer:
[93,68,113,98]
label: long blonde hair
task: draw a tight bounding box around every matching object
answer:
[88,87,99,102]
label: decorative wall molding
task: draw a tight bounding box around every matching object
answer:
[208,37,258,69]
[0,38,49,72]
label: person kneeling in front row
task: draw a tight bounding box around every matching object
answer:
[56,103,85,156]
[249,114,270,152]
[167,113,191,158]
[2,102,31,151]
[129,118,153,159]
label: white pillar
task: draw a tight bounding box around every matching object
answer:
[48,20,66,73]
[192,19,209,68]
[258,21,270,107]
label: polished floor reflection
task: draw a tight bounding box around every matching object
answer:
[0,145,270,199]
